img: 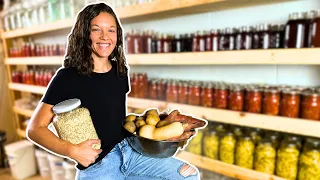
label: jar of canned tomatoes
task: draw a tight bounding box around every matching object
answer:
[245,86,262,113]
[213,84,228,109]
[280,89,301,118]
[263,88,280,115]
[228,85,244,111]
[201,83,213,107]
[300,90,320,120]
[188,82,201,106]
[178,82,189,104]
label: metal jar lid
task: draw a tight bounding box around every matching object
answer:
[52,98,81,114]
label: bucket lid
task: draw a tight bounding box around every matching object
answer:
[53,98,81,114]
[4,140,33,153]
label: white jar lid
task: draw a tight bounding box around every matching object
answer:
[52,98,81,114]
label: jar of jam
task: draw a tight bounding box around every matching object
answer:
[300,91,320,120]
[172,34,182,53]
[188,82,201,106]
[259,23,271,49]
[210,29,219,52]
[245,86,262,113]
[151,31,158,53]
[163,33,172,53]
[224,28,235,50]
[126,30,134,54]
[236,26,252,50]
[284,12,308,48]
[262,88,280,116]
[310,10,320,47]
[157,79,167,101]
[219,29,226,51]
[228,85,244,111]
[148,80,157,99]
[178,82,189,104]
[270,25,281,49]
[144,30,152,53]
[157,33,164,53]
[213,84,228,109]
[280,89,301,118]
[201,83,213,107]
[134,30,144,54]
[192,31,205,52]
[252,25,260,49]
[305,10,317,47]
[137,73,146,98]
[185,33,193,52]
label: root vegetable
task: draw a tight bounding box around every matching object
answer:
[146,114,160,126]
[135,119,146,128]
[139,122,184,141]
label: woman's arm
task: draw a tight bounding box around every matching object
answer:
[27,102,102,167]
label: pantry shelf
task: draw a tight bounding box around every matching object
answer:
[16,129,26,138]
[176,151,285,180]
[127,97,320,138]
[1,0,292,39]
[8,83,47,95]
[5,48,320,65]
[13,106,34,117]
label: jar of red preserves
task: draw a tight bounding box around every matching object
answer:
[188,82,201,106]
[300,91,320,120]
[263,88,280,116]
[178,82,189,104]
[201,83,213,107]
[211,29,219,52]
[284,12,308,48]
[157,79,167,101]
[280,89,301,118]
[245,86,262,113]
[148,80,157,100]
[228,86,244,111]
[310,10,320,47]
[213,84,229,109]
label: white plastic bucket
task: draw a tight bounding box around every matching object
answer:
[47,153,65,180]
[4,140,37,179]
[35,149,51,177]
[63,160,77,180]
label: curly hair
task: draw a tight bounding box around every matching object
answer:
[64,2,128,77]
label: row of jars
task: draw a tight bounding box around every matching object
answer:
[88,0,154,8]
[3,0,77,32]
[125,24,285,54]
[129,76,320,121]
[186,122,320,180]
[11,69,56,86]
[9,41,66,57]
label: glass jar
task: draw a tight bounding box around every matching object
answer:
[188,82,201,106]
[254,138,276,174]
[249,128,262,145]
[148,80,157,99]
[213,84,228,109]
[236,26,252,50]
[284,135,303,150]
[310,10,320,47]
[270,25,284,49]
[305,10,317,47]
[298,138,320,180]
[134,30,144,54]
[262,88,280,116]
[284,12,308,48]
[178,82,188,104]
[201,83,213,107]
[172,34,182,53]
[215,123,227,135]
[219,131,236,164]
[211,29,219,52]
[245,86,262,113]
[205,30,212,51]
[163,33,172,53]
[169,81,178,103]
[203,126,219,160]
[279,89,300,118]
[157,79,167,101]
[224,28,235,50]
[235,134,255,169]
[228,85,244,111]
[266,131,282,149]
[259,24,271,49]
[252,25,260,49]
[186,130,203,155]
[232,126,243,138]
[52,99,101,149]
[300,90,320,120]
[219,29,226,51]
[276,140,300,180]
[48,0,60,22]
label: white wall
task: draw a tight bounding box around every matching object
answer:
[35,0,320,87]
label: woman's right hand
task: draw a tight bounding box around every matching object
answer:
[69,139,102,167]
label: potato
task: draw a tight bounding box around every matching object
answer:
[153,122,184,141]
[125,115,136,122]
[156,120,171,128]
[124,121,136,133]
[135,119,146,128]
[146,109,158,116]
[136,116,145,121]
[139,125,155,139]
[146,114,160,126]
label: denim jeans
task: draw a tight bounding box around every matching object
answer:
[76,138,199,180]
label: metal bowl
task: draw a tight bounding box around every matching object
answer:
[123,121,188,158]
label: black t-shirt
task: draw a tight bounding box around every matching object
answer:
[42,63,130,170]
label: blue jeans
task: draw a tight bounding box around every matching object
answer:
[76,138,199,180]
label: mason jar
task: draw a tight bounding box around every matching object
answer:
[298,138,320,180]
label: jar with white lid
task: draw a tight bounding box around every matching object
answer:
[52,98,100,149]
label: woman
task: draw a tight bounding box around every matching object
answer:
[27,2,199,180]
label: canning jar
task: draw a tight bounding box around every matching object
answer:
[157,79,167,101]
[305,10,317,47]
[280,89,301,118]
[259,24,271,49]
[284,12,308,48]
[300,90,320,120]
[228,85,244,111]
[245,86,262,113]
[172,34,182,53]
[249,128,262,144]
[262,88,280,116]
[252,25,260,49]
[188,82,201,106]
[201,83,213,107]
[298,138,320,180]
[266,131,282,149]
[215,123,227,135]
[219,131,236,164]
[186,130,203,155]
[310,10,320,47]
[232,126,243,138]
[52,99,101,149]
[235,134,255,169]
[148,80,157,99]
[236,26,252,50]
[163,33,172,53]
[276,140,300,180]
[284,135,303,150]
[168,81,178,103]
[270,25,285,49]
[205,30,212,51]
[213,84,228,109]
[254,138,276,174]
[203,127,219,160]
[178,82,188,104]
[151,31,158,53]
[219,29,226,51]
[211,29,219,51]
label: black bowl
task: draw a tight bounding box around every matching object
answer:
[123,121,187,158]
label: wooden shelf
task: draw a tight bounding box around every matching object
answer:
[8,83,47,95]
[0,169,49,180]
[17,128,26,138]
[5,49,320,65]
[176,151,285,180]
[1,0,292,39]
[5,56,64,65]
[13,106,34,117]
[127,97,320,138]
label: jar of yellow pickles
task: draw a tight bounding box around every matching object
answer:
[298,138,320,180]
[235,133,255,169]
[254,138,276,174]
[219,131,236,164]
[203,127,219,160]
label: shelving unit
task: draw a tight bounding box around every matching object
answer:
[0,168,48,180]
[2,0,319,180]
[176,151,285,180]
